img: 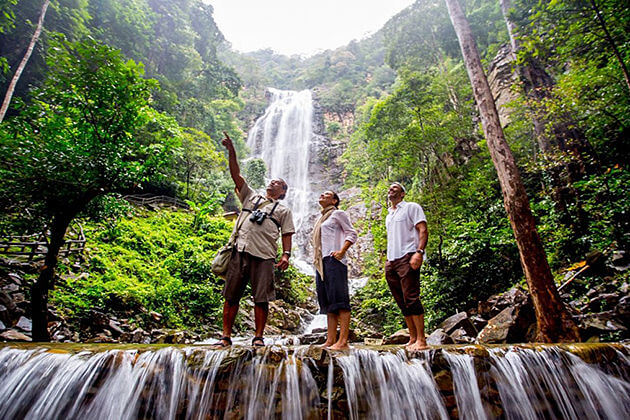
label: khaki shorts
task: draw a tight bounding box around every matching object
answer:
[223,250,275,303]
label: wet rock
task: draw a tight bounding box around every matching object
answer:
[470,315,488,331]
[433,369,454,392]
[88,309,110,329]
[0,304,9,326]
[150,311,163,322]
[615,295,630,323]
[268,301,302,332]
[477,301,536,344]
[7,273,22,285]
[450,328,476,344]
[579,312,628,334]
[588,293,620,312]
[384,328,410,345]
[0,329,32,341]
[11,293,25,304]
[15,316,32,332]
[300,333,327,345]
[0,320,5,330]
[439,312,477,337]
[120,328,151,344]
[85,333,117,343]
[426,329,454,345]
[2,283,19,292]
[108,320,124,337]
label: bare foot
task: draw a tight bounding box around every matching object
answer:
[320,341,335,348]
[329,342,350,351]
[407,341,429,351]
[404,339,416,348]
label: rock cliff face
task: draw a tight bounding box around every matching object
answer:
[487,44,520,127]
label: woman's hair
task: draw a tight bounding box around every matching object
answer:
[330,191,340,208]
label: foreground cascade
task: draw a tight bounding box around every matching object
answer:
[0,343,628,419]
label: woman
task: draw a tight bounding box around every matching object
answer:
[312,190,357,350]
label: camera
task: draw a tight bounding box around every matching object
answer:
[249,209,267,225]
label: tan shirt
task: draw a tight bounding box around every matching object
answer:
[232,182,295,260]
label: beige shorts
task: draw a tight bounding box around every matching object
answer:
[223,250,275,303]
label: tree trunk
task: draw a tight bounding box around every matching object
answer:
[0,0,50,123]
[588,0,630,93]
[444,0,580,342]
[31,212,71,341]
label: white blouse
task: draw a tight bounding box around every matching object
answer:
[320,210,357,266]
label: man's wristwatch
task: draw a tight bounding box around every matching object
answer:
[283,251,291,258]
[415,249,425,255]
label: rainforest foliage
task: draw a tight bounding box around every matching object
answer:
[1,0,628,336]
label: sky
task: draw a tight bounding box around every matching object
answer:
[207,0,416,57]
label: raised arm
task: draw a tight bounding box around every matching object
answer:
[222,131,245,191]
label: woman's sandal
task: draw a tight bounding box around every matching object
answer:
[252,336,265,347]
[213,336,232,348]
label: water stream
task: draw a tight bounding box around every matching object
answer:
[0,343,628,419]
[246,88,316,251]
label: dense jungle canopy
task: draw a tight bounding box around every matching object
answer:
[0,0,628,341]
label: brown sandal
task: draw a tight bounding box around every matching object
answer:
[252,336,265,347]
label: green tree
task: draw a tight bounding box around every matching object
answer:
[243,158,267,189]
[0,37,180,340]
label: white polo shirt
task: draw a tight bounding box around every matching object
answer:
[385,201,427,261]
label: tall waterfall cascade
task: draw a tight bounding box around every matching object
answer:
[0,343,628,419]
[246,88,336,267]
[246,89,314,240]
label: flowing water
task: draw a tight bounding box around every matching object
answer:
[246,88,316,243]
[1,343,628,419]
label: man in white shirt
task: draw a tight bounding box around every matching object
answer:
[385,182,429,351]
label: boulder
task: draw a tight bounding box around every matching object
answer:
[120,328,151,344]
[578,312,628,338]
[15,316,32,332]
[469,315,488,331]
[439,312,477,337]
[477,301,536,344]
[85,333,117,343]
[7,273,22,285]
[0,329,32,342]
[384,328,410,345]
[0,330,33,341]
[426,329,454,345]
[299,333,327,345]
[588,293,620,312]
[450,328,476,344]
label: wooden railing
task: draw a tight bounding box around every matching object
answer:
[124,194,189,210]
[0,224,86,262]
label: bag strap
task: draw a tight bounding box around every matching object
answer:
[267,202,281,230]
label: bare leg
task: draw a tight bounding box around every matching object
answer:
[254,302,268,338]
[330,310,351,350]
[322,313,338,347]
[407,314,428,351]
[404,315,418,347]
[222,301,239,338]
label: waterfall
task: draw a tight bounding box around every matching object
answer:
[246,88,317,250]
[0,344,629,419]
